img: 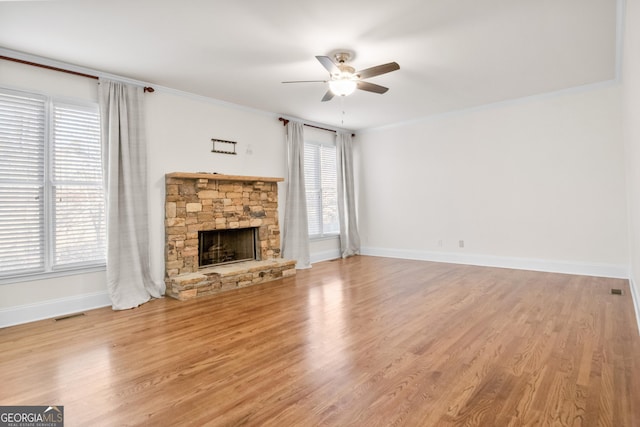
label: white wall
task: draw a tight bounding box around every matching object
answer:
[622,0,640,325]
[144,89,288,282]
[1,48,635,326]
[0,60,294,326]
[357,85,628,277]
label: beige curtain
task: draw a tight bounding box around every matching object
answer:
[282,121,311,269]
[336,132,361,257]
[99,78,164,309]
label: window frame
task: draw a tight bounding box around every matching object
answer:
[304,139,340,240]
[0,87,106,285]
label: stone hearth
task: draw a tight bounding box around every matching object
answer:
[164,172,295,300]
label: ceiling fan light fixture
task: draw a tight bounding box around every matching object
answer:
[283,53,399,102]
[329,78,357,96]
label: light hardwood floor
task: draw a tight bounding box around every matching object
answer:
[1,256,639,426]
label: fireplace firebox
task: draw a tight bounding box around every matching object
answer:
[198,228,258,268]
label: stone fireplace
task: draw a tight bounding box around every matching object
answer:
[164,172,296,300]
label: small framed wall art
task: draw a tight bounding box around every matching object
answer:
[211,138,237,155]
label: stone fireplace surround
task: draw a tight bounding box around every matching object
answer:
[165,172,295,300]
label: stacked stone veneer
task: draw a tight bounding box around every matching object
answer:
[165,173,295,300]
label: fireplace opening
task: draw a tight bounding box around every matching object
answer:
[198,228,259,268]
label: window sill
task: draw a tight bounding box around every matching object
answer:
[309,234,340,242]
[0,264,106,286]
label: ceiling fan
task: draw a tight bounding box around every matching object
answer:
[282,52,400,102]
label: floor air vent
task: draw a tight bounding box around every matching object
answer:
[55,313,85,321]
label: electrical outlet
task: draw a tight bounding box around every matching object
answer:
[459,240,464,248]
[438,240,443,247]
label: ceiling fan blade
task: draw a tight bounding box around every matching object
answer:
[316,56,340,74]
[282,80,327,83]
[356,62,400,79]
[357,81,389,94]
[321,90,335,102]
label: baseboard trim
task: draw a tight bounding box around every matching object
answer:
[0,291,111,329]
[360,247,629,279]
[310,249,342,264]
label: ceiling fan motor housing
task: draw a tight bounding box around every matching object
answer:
[331,52,356,78]
[334,52,352,63]
[335,64,356,79]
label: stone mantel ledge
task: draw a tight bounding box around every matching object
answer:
[166,172,284,182]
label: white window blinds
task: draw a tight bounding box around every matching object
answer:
[0,91,46,275]
[52,103,105,267]
[0,88,105,280]
[304,141,339,237]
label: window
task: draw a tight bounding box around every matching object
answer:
[0,88,105,281]
[304,140,339,238]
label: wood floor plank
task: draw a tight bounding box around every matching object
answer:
[1,256,639,426]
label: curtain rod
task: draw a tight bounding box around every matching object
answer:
[278,117,355,137]
[0,55,155,93]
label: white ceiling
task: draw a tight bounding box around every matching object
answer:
[0,0,619,130]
